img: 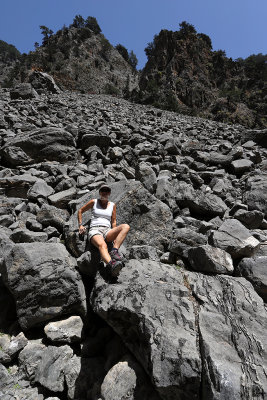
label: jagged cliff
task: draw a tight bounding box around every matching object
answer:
[1,22,138,96]
[1,20,266,128]
[0,78,267,399]
[136,24,267,128]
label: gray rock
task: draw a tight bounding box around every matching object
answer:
[36,203,69,232]
[0,243,86,329]
[188,244,234,274]
[34,345,73,392]
[129,245,161,261]
[10,83,39,100]
[1,127,77,166]
[187,273,267,399]
[29,70,61,94]
[233,209,264,229]
[18,342,46,382]
[27,179,54,200]
[91,259,201,400]
[0,332,28,364]
[64,354,105,400]
[236,256,267,302]
[26,217,43,232]
[80,132,111,149]
[135,161,157,194]
[209,219,260,259]
[244,173,267,216]
[243,128,267,148]
[48,187,76,208]
[0,214,13,227]
[101,361,136,400]
[231,158,254,174]
[169,227,207,258]
[77,249,100,276]
[176,182,228,217]
[44,316,83,343]
[0,174,39,198]
[10,228,48,243]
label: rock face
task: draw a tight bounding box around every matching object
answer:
[236,256,267,302]
[0,243,86,329]
[188,244,234,274]
[1,127,77,166]
[91,260,201,400]
[0,86,267,399]
[187,272,267,399]
[209,219,260,259]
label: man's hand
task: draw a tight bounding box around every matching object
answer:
[79,225,86,235]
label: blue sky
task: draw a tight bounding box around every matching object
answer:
[0,0,266,69]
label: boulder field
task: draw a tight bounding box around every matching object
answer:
[0,81,267,399]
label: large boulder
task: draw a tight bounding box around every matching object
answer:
[10,83,39,100]
[176,182,228,217]
[1,127,78,167]
[243,128,267,148]
[44,316,83,343]
[0,243,86,330]
[188,244,234,274]
[243,173,267,217]
[0,174,39,198]
[36,203,69,232]
[187,273,267,399]
[236,256,267,302]
[28,70,61,94]
[91,260,201,400]
[169,227,207,258]
[209,219,260,259]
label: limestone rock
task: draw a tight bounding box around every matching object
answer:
[101,361,136,400]
[0,243,86,329]
[209,219,260,259]
[187,273,267,399]
[236,256,267,302]
[91,259,201,400]
[44,316,83,343]
[188,244,234,274]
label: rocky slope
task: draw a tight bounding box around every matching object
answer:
[0,78,267,400]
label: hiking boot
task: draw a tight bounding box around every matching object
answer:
[107,259,123,277]
[109,248,124,262]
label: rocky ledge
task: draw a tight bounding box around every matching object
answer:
[0,80,267,399]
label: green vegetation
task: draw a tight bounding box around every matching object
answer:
[0,40,20,62]
[128,50,138,70]
[104,83,120,96]
[40,25,54,46]
[116,45,138,70]
[116,44,129,62]
[71,15,101,34]
[13,383,21,390]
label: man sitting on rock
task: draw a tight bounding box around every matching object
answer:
[78,184,130,277]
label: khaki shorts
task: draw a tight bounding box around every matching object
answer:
[88,226,111,242]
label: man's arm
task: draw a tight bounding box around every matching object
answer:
[111,204,117,228]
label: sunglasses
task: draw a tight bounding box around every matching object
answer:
[100,189,111,193]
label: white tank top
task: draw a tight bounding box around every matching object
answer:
[90,199,114,228]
